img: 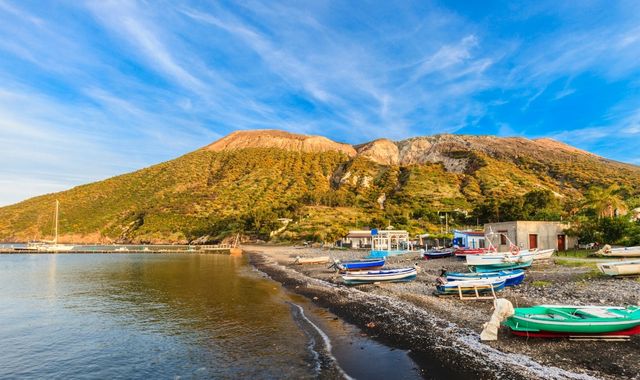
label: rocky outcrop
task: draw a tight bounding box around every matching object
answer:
[203,129,357,157]
[355,139,399,165]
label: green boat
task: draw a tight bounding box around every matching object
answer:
[504,305,640,334]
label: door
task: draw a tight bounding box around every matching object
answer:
[529,234,538,249]
[557,235,566,251]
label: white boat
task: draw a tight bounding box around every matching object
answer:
[465,249,536,266]
[25,200,75,252]
[342,266,418,285]
[293,256,330,264]
[598,260,640,276]
[533,248,555,260]
[596,245,640,257]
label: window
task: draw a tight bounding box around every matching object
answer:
[498,230,508,245]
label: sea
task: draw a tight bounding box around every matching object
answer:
[0,252,428,379]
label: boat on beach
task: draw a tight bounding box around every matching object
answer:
[435,278,506,296]
[341,266,418,285]
[470,260,533,273]
[422,248,454,260]
[597,260,640,276]
[503,305,640,336]
[331,258,385,271]
[454,247,495,259]
[595,245,640,257]
[293,256,330,264]
[533,248,554,260]
[465,249,536,266]
[444,269,525,287]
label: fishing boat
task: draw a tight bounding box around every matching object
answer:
[454,247,495,259]
[422,248,454,260]
[444,269,525,286]
[465,249,536,266]
[293,256,330,265]
[595,245,640,257]
[434,278,506,296]
[503,305,640,335]
[331,258,385,271]
[597,260,640,276]
[533,248,554,260]
[341,266,418,285]
[470,260,533,273]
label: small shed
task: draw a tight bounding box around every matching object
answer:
[342,230,372,249]
[453,230,486,249]
[484,221,576,252]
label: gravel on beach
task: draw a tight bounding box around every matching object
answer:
[247,245,640,380]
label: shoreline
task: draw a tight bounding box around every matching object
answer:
[247,245,640,380]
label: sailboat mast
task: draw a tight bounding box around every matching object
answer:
[54,200,59,245]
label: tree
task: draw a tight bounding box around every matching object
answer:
[583,185,627,219]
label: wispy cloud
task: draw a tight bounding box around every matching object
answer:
[0,0,639,205]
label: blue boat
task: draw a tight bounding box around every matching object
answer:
[422,248,454,260]
[469,260,533,273]
[435,278,506,296]
[444,269,525,286]
[332,258,385,271]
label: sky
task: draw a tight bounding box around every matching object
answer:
[1,0,640,206]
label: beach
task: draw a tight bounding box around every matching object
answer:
[247,245,640,380]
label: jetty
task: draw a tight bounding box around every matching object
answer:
[0,243,241,254]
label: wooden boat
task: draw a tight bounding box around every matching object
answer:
[454,247,495,259]
[465,249,536,266]
[503,305,640,335]
[332,258,385,271]
[533,248,554,260]
[342,266,417,285]
[597,260,640,276]
[435,278,506,296]
[422,248,454,260]
[293,256,330,265]
[470,260,533,273]
[595,245,640,257]
[444,269,525,286]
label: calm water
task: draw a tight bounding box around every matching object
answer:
[0,254,424,379]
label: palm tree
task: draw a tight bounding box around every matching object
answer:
[583,185,627,218]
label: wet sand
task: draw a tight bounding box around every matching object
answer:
[247,245,640,380]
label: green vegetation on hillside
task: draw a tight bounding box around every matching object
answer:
[1,140,640,244]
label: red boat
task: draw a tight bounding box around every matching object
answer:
[454,247,495,258]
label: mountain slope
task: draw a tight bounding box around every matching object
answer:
[1,129,639,243]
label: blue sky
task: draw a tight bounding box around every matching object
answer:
[1,0,640,206]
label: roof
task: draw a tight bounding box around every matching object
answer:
[347,232,372,238]
[454,230,485,237]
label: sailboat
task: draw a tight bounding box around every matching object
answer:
[26,200,74,252]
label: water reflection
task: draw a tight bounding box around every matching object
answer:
[0,254,314,379]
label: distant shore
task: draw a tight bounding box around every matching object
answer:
[247,245,640,380]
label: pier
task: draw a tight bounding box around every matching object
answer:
[0,244,241,254]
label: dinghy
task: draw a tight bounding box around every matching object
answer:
[595,245,640,257]
[293,256,330,265]
[533,248,555,260]
[598,260,640,276]
[503,305,640,335]
[470,260,533,273]
[341,266,418,285]
[434,278,506,296]
[444,269,525,286]
[465,249,536,266]
[422,248,454,260]
[331,258,385,271]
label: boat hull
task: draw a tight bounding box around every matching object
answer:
[598,260,640,276]
[337,258,386,271]
[509,324,640,338]
[445,269,525,286]
[465,251,536,266]
[533,248,554,260]
[435,279,506,295]
[470,260,533,273]
[342,267,417,285]
[504,306,640,334]
[422,250,453,260]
